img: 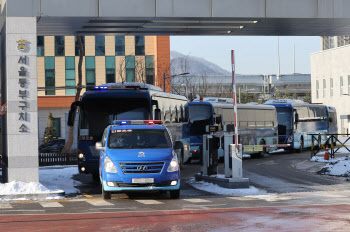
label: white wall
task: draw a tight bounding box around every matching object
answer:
[311,45,350,134]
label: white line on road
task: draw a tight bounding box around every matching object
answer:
[86,200,114,206]
[40,202,64,208]
[183,199,212,203]
[135,200,164,205]
[0,203,12,209]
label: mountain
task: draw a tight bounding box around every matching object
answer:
[170,51,231,76]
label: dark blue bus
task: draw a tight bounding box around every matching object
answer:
[264,99,337,152]
[185,102,215,160]
[68,83,188,180]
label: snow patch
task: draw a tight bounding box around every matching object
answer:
[0,181,62,195]
[188,178,267,196]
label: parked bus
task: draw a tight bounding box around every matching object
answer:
[67,83,189,180]
[212,102,279,158]
[184,102,215,160]
[264,99,337,152]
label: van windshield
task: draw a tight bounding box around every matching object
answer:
[108,129,172,149]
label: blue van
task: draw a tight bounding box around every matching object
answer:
[96,120,180,199]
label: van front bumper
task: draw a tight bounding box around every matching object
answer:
[102,180,180,192]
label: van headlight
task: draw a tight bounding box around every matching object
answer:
[104,156,118,173]
[287,136,293,143]
[167,155,179,172]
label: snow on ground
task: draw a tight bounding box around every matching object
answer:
[39,165,81,195]
[0,165,81,201]
[188,178,267,196]
[310,155,350,177]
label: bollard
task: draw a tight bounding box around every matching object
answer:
[324,145,330,160]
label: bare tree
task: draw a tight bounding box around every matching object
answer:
[61,36,84,154]
[135,57,146,83]
[116,57,126,83]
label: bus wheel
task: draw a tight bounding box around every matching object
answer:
[297,138,304,153]
[169,189,180,199]
[102,184,111,200]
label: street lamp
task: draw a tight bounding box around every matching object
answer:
[163,72,190,92]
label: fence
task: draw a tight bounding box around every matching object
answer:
[309,133,350,159]
[39,153,78,166]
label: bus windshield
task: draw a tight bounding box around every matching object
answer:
[79,97,150,140]
[276,107,293,135]
[108,129,172,149]
[189,104,213,136]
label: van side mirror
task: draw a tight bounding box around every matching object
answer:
[154,109,161,120]
[215,116,222,124]
[295,113,299,123]
[95,142,104,151]
[329,117,333,123]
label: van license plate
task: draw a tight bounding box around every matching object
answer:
[132,178,154,184]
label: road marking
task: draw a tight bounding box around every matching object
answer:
[86,200,114,206]
[82,193,93,198]
[135,200,164,205]
[183,198,212,203]
[40,202,64,208]
[0,203,12,209]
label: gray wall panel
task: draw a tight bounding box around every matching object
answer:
[41,0,98,17]
[334,0,350,18]
[171,0,211,17]
[266,0,318,18]
[212,0,265,18]
[6,0,39,17]
[100,0,156,17]
[156,0,174,17]
[318,0,334,18]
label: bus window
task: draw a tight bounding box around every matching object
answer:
[164,110,171,123]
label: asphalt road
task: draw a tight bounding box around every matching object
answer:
[2,150,350,231]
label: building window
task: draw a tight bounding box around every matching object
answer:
[85,57,95,88]
[125,56,135,82]
[106,56,115,83]
[53,118,61,138]
[135,36,145,56]
[55,36,65,56]
[65,57,75,95]
[95,36,105,56]
[45,57,55,95]
[75,36,85,56]
[340,76,344,96]
[323,79,326,98]
[145,56,155,84]
[115,36,125,56]
[316,80,319,99]
[37,36,44,57]
[330,78,333,97]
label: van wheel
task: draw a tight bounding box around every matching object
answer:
[169,189,180,199]
[102,184,111,200]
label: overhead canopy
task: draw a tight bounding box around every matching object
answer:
[3,0,350,36]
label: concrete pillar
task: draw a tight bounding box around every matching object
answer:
[1,17,39,183]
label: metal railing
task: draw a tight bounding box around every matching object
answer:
[308,133,350,158]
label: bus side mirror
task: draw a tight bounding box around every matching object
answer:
[154,109,161,120]
[67,109,75,126]
[295,113,299,123]
[67,101,80,126]
[329,117,333,123]
[95,142,104,151]
[215,116,222,124]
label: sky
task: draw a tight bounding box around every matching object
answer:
[170,36,320,75]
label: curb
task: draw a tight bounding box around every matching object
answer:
[0,191,65,201]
